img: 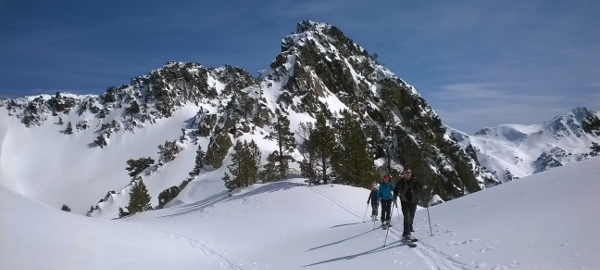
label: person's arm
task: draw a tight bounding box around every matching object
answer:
[367,191,371,204]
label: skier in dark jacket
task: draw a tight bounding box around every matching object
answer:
[377,176,394,227]
[366,183,379,221]
[393,167,427,240]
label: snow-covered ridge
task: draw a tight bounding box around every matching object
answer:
[451,107,600,182]
[2,156,598,269]
[1,21,495,216]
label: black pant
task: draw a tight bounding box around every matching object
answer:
[381,199,392,222]
[401,201,418,236]
[371,202,379,216]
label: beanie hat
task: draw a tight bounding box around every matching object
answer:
[383,176,389,180]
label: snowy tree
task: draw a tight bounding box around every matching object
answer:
[260,152,279,182]
[331,110,377,187]
[189,145,205,177]
[158,140,181,163]
[127,100,140,115]
[224,140,261,190]
[306,113,335,184]
[298,122,318,185]
[94,134,108,148]
[264,109,296,180]
[125,157,155,177]
[126,178,152,214]
[64,122,73,134]
[61,204,71,212]
[591,142,600,156]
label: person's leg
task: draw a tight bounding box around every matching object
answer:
[408,202,418,232]
[385,200,392,222]
[380,201,385,222]
[371,202,378,216]
[401,201,410,236]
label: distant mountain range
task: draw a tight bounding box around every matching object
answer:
[448,107,600,182]
[0,21,598,216]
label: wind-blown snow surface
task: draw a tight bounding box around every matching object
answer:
[2,157,599,269]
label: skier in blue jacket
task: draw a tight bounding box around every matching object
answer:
[377,175,394,227]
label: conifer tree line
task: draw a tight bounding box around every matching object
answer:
[223,109,378,191]
[223,139,261,190]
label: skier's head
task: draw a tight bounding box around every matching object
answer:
[372,183,378,190]
[402,167,413,179]
[382,175,390,183]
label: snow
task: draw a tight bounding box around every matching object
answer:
[448,109,600,183]
[2,156,599,269]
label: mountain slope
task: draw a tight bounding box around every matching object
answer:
[2,155,598,270]
[449,107,600,182]
[0,21,496,215]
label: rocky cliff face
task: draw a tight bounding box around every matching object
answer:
[0,21,498,208]
[256,21,496,200]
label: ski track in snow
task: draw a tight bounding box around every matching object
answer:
[308,185,470,270]
[307,186,362,219]
[153,225,244,270]
[386,226,471,270]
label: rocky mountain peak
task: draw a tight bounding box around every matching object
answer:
[544,106,595,139]
[0,21,500,212]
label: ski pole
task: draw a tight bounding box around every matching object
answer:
[383,202,394,247]
[363,203,369,223]
[426,183,436,236]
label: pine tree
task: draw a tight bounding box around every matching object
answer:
[126,178,152,214]
[65,121,73,134]
[591,142,600,155]
[125,157,155,177]
[308,113,335,184]
[61,204,71,212]
[223,172,234,190]
[189,145,205,177]
[158,140,181,163]
[94,134,108,148]
[58,117,64,125]
[298,122,318,185]
[224,140,261,190]
[127,100,140,115]
[260,151,279,182]
[246,140,262,186]
[331,110,377,187]
[264,110,296,180]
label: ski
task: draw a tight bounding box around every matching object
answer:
[402,238,417,248]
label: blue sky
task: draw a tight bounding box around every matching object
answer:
[1,0,599,133]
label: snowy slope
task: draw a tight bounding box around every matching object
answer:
[0,102,207,214]
[449,107,600,182]
[0,20,495,216]
[3,157,599,270]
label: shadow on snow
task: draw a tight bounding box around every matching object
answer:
[156,181,305,218]
[302,240,408,267]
